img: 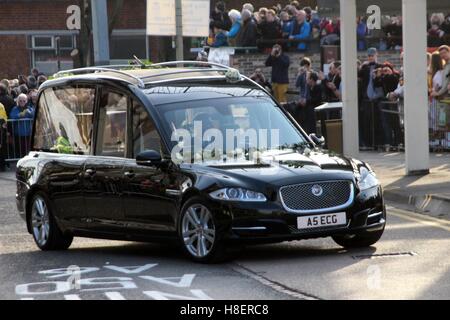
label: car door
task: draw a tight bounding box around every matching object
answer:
[34,85,96,229]
[121,100,179,236]
[83,87,129,234]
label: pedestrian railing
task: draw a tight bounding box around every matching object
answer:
[429,99,450,151]
[0,119,33,163]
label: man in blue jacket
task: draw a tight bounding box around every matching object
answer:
[10,93,35,158]
[265,44,290,103]
[289,10,311,51]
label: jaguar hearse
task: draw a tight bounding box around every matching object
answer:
[16,61,386,262]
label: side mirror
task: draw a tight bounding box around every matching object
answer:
[309,133,325,147]
[136,150,162,167]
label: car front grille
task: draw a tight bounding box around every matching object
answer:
[280,180,354,213]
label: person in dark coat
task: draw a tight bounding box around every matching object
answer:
[300,72,322,134]
[210,1,232,31]
[265,44,290,103]
[236,9,258,47]
[0,84,15,116]
[258,9,281,50]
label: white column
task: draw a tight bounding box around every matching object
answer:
[402,0,430,175]
[340,0,359,157]
[91,0,110,66]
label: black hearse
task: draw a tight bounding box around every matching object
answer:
[16,61,385,262]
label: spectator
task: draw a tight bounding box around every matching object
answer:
[28,89,39,109]
[18,84,28,95]
[37,75,47,88]
[320,18,339,45]
[357,16,368,51]
[431,45,450,99]
[250,68,271,91]
[9,94,35,158]
[374,62,400,96]
[0,84,15,116]
[257,7,269,24]
[302,71,322,134]
[210,1,232,31]
[322,61,342,103]
[258,9,281,50]
[290,1,300,10]
[236,9,258,47]
[18,75,27,86]
[265,44,290,103]
[359,47,384,148]
[289,10,311,51]
[242,3,254,14]
[211,21,228,47]
[280,11,292,39]
[0,102,7,171]
[442,14,450,35]
[31,68,44,80]
[227,9,241,46]
[295,57,313,108]
[384,16,402,50]
[429,51,444,130]
[27,76,37,90]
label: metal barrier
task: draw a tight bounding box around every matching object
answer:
[429,99,450,151]
[0,119,33,163]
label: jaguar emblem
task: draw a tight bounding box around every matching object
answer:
[311,185,323,197]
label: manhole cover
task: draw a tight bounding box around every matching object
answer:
[352,252,417,260]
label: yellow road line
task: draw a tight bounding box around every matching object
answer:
[387,206,450,232]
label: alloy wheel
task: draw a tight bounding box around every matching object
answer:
[31,196,50,247]
[181,204,216,258]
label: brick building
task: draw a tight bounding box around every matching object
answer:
[0,0,320,79]
[0,0,152,78]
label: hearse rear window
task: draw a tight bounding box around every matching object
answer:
[33,86,95,155]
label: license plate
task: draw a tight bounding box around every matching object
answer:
[297,212,347,230]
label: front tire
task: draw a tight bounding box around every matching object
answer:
[332,228,384,248]
[29,192,73,251]
[178,197,227,263]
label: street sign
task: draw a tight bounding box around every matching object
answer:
[146,0,210,37]
[146,0,176,36]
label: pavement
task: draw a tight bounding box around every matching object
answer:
[359,152,450,220]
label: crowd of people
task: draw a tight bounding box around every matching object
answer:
[209,1,450,52]
[261,44,450,151]
[0,69,47,171]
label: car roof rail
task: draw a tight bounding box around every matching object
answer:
[140,68,229,82]
[149,60,232,70]
[53,67,146,88]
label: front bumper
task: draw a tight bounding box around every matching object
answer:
[215,186,385,244]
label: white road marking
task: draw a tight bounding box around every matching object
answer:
[387,206,450,232]
[64,294,81,300]
[105,291,126,300]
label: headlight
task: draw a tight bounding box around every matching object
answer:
[358,167,379,191]
[209,188,267,202]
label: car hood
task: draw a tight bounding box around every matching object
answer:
[185,149,364,190]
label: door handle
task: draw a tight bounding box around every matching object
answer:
[124,171,135,179]
[85,169,96,177]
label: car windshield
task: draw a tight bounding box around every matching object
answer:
[155,97,310,164]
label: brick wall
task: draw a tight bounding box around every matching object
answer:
[231,50,403,90]
[0,35,30,79]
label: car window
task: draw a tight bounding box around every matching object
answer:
[96,90,128,158]
[33,86,95,154]
[132,100,162,158]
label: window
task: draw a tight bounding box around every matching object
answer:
[33,86,95,155]
[32,36,53,49]
[132,101,162,158]
[30,35,76,75]
[96,90,128,158]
